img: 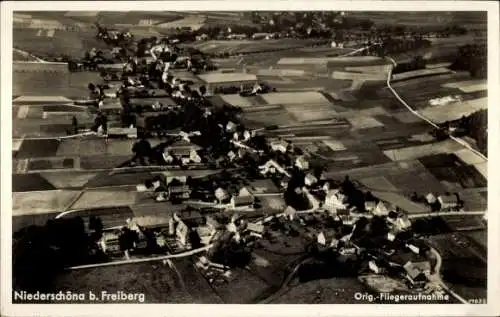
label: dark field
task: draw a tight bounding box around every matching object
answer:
[419,154,487,188]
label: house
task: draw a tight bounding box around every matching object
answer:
[295,156,309,170]
[284,205,297,220]
[227,150,237,161]
[206,216,222,230]
[403,261,431,287]
[243,130,252,141]
[387,231,397,242]
[230,195,255,208]
[317,232,327,246]
[437,194,458,211]
[372,201,389,216]
[338,246,358,261]
[407,243,420,255]
[215,187,229,203]
[425,193,437,204]
[259,160,291,177]
[99,231,121,254]
[304,173,318,187]
[246,222,265,235]
[392,216,412,232]
[322,181,332,192]
[196,225,217,245]
[226,121,237,133]
[368,260,384,274]
[239,187,253,197]
[270,140,289,153]
[280,176,291,189]
[163,152,175,164]
[365,201,377,212]
[189,149,202,163]
[324,189,349,211]
[168,185,191,199]
[176,219,190,246]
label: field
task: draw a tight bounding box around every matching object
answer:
[429,232,487,301]
[192,39,326,55]
[419,153,487,189]
[51,262,193,303]
[271,277,366,304]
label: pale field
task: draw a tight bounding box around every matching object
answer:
[332,71,387,81]
[13,189,80,216]
[261,91,331,105]
[392,67,452,81]
[442,80,487,93]
[383,139,463,162]
[70,189,140,210]
[40,171,99,188]
[347,116,384,130]
[419,97,487,123]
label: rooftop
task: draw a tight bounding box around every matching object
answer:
[197,72,257,84]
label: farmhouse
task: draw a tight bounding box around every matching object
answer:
[197,73,258,95]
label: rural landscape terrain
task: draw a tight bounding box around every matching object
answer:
[11,11,487,304]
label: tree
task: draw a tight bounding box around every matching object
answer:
[88,216,104,236]
[199,85,207,96]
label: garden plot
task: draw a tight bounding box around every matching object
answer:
[242,108,299,127]
[257,69,305,77]
[332,71,386,81]
[71,189,141,210]
[344,64,392,74]
[454,148,487,166]
[328,91,356,102]
[442,80,487,93]
[13,190,80,216]
[391,67,452,81]
[220,94,260,108]
[323,139,347,151]
[261,91,331,105]
[359,176,398,192]
[371,191,427,214]
[383,139,463,162]
[419,97,487,123]
[283,103,337,122]
[13,95,73,103]
[347,116,384,130]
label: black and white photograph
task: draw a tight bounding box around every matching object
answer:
[1,1,499,317]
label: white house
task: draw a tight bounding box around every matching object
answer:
[317,232,327,246]
[324,189,348,211]
[407,243,420,255]
[226,121,237,133]
[270,140,288,153]
[215,187,229,203]
[437,194,458,211]
[304,173,318,186]
[243,130,252,141]
[189,149,202,163]
[284,205,297,220]
[295,156,309,170]
[228,150,237,161]
[259,160,291,177]
[368,260,382,274]
[372,201,389,216]
[425,193,437,204]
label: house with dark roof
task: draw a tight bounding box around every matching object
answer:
[230,195,255,208]
[403,261,431,287]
